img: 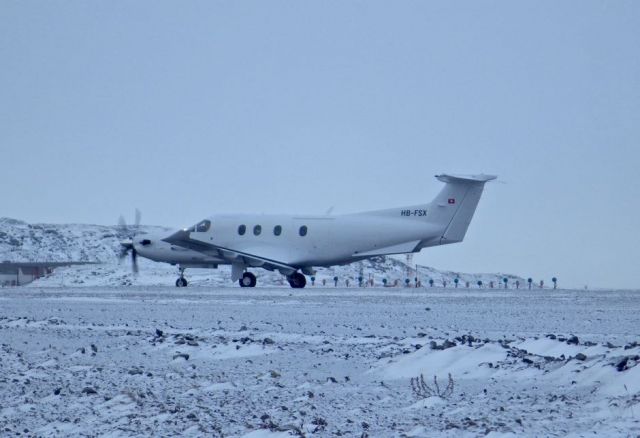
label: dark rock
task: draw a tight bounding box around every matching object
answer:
[442,340,457,349]
[575,353,587,361]
[546,334,556,340]
[90,344,98,353]
[327,376,337,383]
[417,332,427,338]
[81,387,97,395]
[522,357,533,364]
[155,329,164,337]
[312,417,327,426]
[463,417,477,427]
[263,337,275,345]
[54,388,61,395]
[567,336,579,345]
[173,353,189,361]
[616,357,629,372]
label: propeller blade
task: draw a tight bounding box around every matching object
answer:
[131,248,139,274]
[134,209,141,230]
[116,211,143,274]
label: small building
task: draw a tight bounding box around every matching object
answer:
[0,261,94,286]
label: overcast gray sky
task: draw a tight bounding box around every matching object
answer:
[1,1,639,289]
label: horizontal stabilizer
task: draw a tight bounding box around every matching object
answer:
[436,174,497,184]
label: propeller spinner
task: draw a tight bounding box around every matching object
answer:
[118,209,141,274]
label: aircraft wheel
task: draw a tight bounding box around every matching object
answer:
[176,277,188,287]
[287,272,306,289]
[239,272,257,288]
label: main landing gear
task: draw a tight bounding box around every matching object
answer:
[239,272,257,288]
[287,272,307,289]
[236,271,307,288]
[175,267,188,287]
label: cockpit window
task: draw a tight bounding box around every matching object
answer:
[196,220,211,232]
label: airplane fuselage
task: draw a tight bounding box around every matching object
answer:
[126,174,496,288]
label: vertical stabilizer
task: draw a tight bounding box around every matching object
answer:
[428,174,496,245]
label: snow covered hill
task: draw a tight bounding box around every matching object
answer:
[0,217,525,288]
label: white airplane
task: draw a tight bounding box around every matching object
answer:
[120,174,496,288]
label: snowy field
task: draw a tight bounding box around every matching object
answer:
[1,287,639,437]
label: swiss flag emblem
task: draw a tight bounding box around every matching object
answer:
[448,198,456,204]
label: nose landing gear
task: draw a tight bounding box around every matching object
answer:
[175,267,188,287]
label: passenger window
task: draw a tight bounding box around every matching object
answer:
[238,225,246,235]
[274,225,282,236]
[253,225,262,236]
[299,225,308,236]
[196,220,211,232]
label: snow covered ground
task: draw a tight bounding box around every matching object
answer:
[1,286,639,437]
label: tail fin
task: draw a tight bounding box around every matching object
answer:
[427,174,496,246]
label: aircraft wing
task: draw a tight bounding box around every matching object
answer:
[354,240,421,257]
[162,229,298,277]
